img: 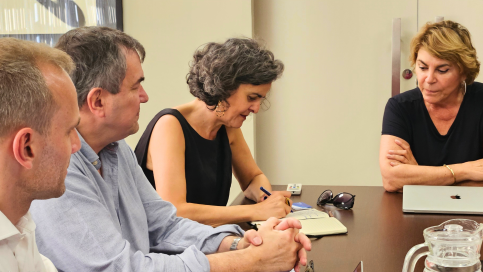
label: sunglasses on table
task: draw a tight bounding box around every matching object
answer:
[317,190,356,210]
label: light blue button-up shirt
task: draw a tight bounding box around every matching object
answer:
[30,133,244,272]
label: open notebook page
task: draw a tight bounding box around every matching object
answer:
[251,209,328,225]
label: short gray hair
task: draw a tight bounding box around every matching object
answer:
[0,38,75,137]
[187,38,284,107]
[55,26,146,108]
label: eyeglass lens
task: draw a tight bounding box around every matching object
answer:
[332,193,355,209]
[317,190,333,205]
[318,190,355,209]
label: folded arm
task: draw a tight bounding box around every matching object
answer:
[380,135,483,192]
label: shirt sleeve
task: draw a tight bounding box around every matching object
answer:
[125,144,245,255]
[381,97,412,143]
[30,153,244,272]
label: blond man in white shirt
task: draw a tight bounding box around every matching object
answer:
[0,38,81,272]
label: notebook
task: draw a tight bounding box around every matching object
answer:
[250,209,347,236]
[403,185,483,214]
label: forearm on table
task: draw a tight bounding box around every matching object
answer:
[176,202,258,227]
[243,174,271,202]
[382,164,455,192]
[216,234,252,253]
[207,248,263,272]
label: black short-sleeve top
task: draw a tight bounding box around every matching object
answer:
[381,82,483,166]
[134,108,232,206]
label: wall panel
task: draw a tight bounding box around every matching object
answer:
[254,0,417,187]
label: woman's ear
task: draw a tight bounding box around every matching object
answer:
[85,88,107,117]
[12,128,37,169]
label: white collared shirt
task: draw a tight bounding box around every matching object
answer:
[0,211,57,272]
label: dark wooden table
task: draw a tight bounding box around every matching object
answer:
[231,185,483,272]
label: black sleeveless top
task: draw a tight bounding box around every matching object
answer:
[134,108,232,206]
[382,82,483,166]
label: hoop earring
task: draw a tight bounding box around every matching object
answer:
[215,101,225,117]
[462,80,467,95]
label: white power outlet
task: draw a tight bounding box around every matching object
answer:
[287,184,302,195]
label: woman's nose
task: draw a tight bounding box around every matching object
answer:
[250,103,261,114]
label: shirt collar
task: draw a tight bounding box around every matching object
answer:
[77,131,120,170]
[0,211,33,241]
[16,212,36,233]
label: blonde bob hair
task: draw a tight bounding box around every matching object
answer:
[410,20,480,84]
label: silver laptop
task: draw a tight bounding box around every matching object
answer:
[403,185,483,214]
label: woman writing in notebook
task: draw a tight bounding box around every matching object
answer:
[380,20,483,192]
[135,38,292,226]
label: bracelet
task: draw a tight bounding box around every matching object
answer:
[230,237,242,251]
[444,164,456,184]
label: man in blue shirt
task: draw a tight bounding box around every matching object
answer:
[30,27,310,272]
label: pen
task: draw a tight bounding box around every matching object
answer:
[260,186,271,196]
[260,186,293,213]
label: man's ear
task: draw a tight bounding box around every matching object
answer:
[12,128,37,169]
[85,88,107,117]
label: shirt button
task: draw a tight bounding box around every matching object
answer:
[93,161,98,166]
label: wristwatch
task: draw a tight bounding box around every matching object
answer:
[230,237,242,251]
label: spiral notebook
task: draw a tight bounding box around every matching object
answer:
[250,209,347,236]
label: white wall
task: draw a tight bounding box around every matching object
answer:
[418,0,483,84]
[123,0,253,204]
[253,0,417,186]
[123,1,483,201]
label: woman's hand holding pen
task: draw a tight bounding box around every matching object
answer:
[253,192,292,221]
[259,190,292,203]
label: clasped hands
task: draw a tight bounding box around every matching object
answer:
[238,217,311,272]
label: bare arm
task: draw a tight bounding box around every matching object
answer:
[228,127,267,201]
[148,116,290,227]
[228,127,291,202]
[380,135,483,192]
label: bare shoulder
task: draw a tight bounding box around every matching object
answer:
[150,114,186,148]
[226,127,243,145]
[147,113,186,168]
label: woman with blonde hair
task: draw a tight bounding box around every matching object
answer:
[380,20,483,192]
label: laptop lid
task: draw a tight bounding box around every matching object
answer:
[403,185,483,215]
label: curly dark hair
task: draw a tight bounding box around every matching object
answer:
[186,38,284,107]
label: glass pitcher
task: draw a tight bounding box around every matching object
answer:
[402,219,483,272]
